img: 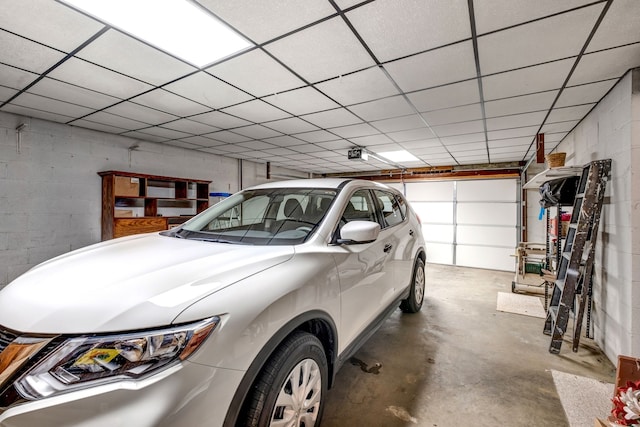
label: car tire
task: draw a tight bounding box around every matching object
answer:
[244,331,328,427]
[400,257,425,313]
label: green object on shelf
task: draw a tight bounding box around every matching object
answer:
[525,263,543,274]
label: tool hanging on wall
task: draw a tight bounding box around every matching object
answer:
[543,159,612,354]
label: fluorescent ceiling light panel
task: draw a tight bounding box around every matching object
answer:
[376,150,420,162]
[61,0,252,67]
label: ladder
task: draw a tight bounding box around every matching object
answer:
[543,159,611,354]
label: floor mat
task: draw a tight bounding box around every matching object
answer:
[551,369,613,427]
[496,291,546,318]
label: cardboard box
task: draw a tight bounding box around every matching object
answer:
[615,355,640,393]
[114,209,133,218]
[114,176,140,197]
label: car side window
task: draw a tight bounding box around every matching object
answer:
[373,190,404,228]
[342,190,377,223]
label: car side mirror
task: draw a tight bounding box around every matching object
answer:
[338,220,380,244]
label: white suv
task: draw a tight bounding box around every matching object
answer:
[0,178,426,427]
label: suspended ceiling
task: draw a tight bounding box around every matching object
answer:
[1,0,639,174]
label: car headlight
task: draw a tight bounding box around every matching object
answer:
[14,317,218,400]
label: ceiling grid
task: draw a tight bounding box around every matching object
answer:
[0,0,639,173]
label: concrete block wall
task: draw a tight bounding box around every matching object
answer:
[0,111,300,289]
[526,69,640,360]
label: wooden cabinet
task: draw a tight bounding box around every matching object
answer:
[98,171,211,240]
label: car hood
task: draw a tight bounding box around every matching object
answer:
[0,233,294,334]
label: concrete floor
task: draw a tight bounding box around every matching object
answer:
[322,264,616,427]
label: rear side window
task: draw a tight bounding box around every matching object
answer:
[373,190,404,228]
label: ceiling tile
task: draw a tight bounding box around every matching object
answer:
[48,58,153,100]
[474,0,597,35]
[264,117,320,134]
[384,41,477,92]
[161,119,220,135]
[315,67,400,105]
[410,145,449,155]
[487,125,538,140]
[485,111,547,131]
[0,64,37,90]
[71,119,128,134]
[164,72,252,109]
[0,86,17,103]
[294,130,341,143]
[541,120,579,133]
[546,104,595,123]
[162,140,203,150]
[118,130,169,143]
[301,108,362,128]
[348,134,394,147]
[329,123,379,138]
[233,125,283,139]
[198,0,336,44]
[421,104,483,126]
[0,31,66,74]
[216,144,252,154]
[346,0,471,62]
[204,130,252,144]
[263,87,339,115]
[1,104,73,124]
[28,77,119,110]
[432,120,485,137]
[407,79,480,112]
[77,30,197,86]
[136,126,192,140]
[488,136,533,149]
[179,136,226,147]
[587,0,640,52]
[131,89,210,117]
[569,43,640,86]
[289,144,324,153]
[78,111,147,130]
[104,102,177,126]
[318,139,358,150]
[387,127,436,142]
[484,91,557,117]
[264,17,375,83]
[556,79,617,107]
[348,95,415,121]
[371,114,425,133]
[236,140,279,150]
[400,139,442,150]
[262,147,299,156]
[264,135,310,147]
[440,132,486,145]
[189,111,251,129]
[478,3,603,75]
[10,92,93,118]
[482,58,574,99]
[207,49,305,97]
[222,99,291,123]
[0,0,104,52]
[447,141,487,151]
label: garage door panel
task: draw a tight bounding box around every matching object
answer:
[457,203,517,226]
[456,245,515,271]
[457,179,517,202]
[425,242,453,264]
[406,181,454,201]
[457,225,516,247]
[422,224,454,243]
[412,202,454,224]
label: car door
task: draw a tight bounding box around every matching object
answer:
[333,188,394,349]
[372,189,414,301]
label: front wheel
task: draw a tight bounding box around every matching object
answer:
[244,331,328,427]
[400,257,425,313]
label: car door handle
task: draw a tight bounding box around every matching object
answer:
[383,243,393,253]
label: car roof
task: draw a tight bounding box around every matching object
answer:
[247,178,400,193]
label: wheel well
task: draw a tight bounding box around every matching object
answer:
[297,318,337,388]
[417,249,426,264]
[224,312,337,426]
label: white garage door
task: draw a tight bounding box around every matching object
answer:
[386,179,518,272]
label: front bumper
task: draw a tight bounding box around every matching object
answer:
[0,361,244,427]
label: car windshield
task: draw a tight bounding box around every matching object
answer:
[171,188,337,245]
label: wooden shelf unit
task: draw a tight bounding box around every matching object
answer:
[98,171,211,240]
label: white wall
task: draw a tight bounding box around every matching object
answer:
[525,69,640,360]
[0,111,300,289]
